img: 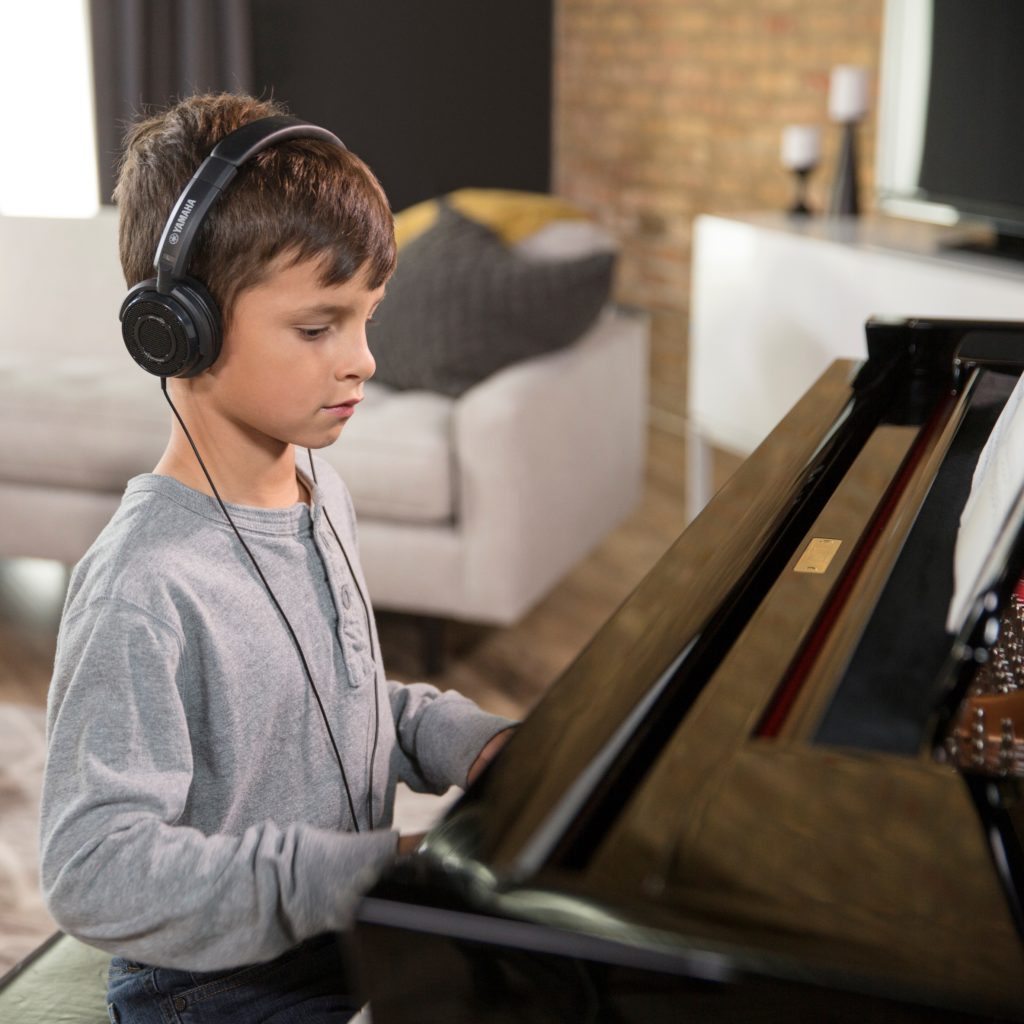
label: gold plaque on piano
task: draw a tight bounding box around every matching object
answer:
[794,538,842,574]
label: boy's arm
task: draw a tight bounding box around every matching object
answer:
[467,726,514,785]
[387,679,516,792]
[41,598,398,971]
[328,467,517,791]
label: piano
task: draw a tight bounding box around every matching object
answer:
[351,318,1024,1022]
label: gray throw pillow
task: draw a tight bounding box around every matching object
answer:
[370,203,615,397]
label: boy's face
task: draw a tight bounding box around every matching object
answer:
[200,254,385,452]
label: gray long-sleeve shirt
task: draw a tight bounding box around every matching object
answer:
[39,457,512,970]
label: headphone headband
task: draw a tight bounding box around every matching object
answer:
[122,113,346,378]
[154,115,345,294]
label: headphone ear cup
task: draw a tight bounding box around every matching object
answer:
[120,277,222,378]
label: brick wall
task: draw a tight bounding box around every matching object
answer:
[553,0,884,436]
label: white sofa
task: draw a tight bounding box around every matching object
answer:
[0,211,648,626]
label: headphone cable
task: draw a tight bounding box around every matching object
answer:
[159,378,362,831]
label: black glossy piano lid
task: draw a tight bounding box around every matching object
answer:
[353,327,1024,1023]
[814,368,1018,755]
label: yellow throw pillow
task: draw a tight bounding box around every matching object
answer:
[393,198,441,250]
[449,189,590,243]
[392,189,590,250]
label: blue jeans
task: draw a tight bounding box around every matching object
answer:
[105,933,361,1023]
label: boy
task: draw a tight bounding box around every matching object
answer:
[39,93,513,1023]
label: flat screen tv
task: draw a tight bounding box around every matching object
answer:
[876,0,1024,254]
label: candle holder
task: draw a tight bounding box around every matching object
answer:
[827,66,869,218]
[781,125,821,217]
[829,120,861,217]
[789,165,816,216]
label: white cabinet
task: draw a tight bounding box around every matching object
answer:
[687,211,1024,518]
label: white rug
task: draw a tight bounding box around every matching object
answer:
[0,703,55,974]
[0,701,459,977]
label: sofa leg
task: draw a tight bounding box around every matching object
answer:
[420,616,447,677]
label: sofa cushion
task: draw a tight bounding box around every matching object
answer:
[371,204,616,397]
[331,380,455,524]
[512,219,619,262]
[0,356,456,525]
[393,188,591,249]
[0,352,170,491]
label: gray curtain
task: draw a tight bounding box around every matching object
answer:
[90,0,253,204]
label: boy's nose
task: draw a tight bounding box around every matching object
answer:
[337,333,375,382]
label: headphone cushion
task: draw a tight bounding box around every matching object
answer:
[120,277,222,378]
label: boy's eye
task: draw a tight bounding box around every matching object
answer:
[296,326,329,340]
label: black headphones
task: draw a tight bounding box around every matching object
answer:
[119,115,345,378]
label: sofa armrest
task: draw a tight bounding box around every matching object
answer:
[453,305,649,624]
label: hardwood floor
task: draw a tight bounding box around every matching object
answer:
[0,429,742,719]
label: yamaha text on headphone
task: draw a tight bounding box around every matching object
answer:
[119,115,381,832]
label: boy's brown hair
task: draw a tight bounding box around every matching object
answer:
[114,93,396,325]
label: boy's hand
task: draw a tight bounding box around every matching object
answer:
[397,832,427,855]
[394,730,514,856]
[467,728,515,786]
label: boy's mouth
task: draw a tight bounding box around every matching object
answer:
[322,398,361,419]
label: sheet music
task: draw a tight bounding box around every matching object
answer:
[948,371,1024,632]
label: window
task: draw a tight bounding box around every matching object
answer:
[0,0,99,217]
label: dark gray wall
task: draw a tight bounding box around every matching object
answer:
[251,0,552,212]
